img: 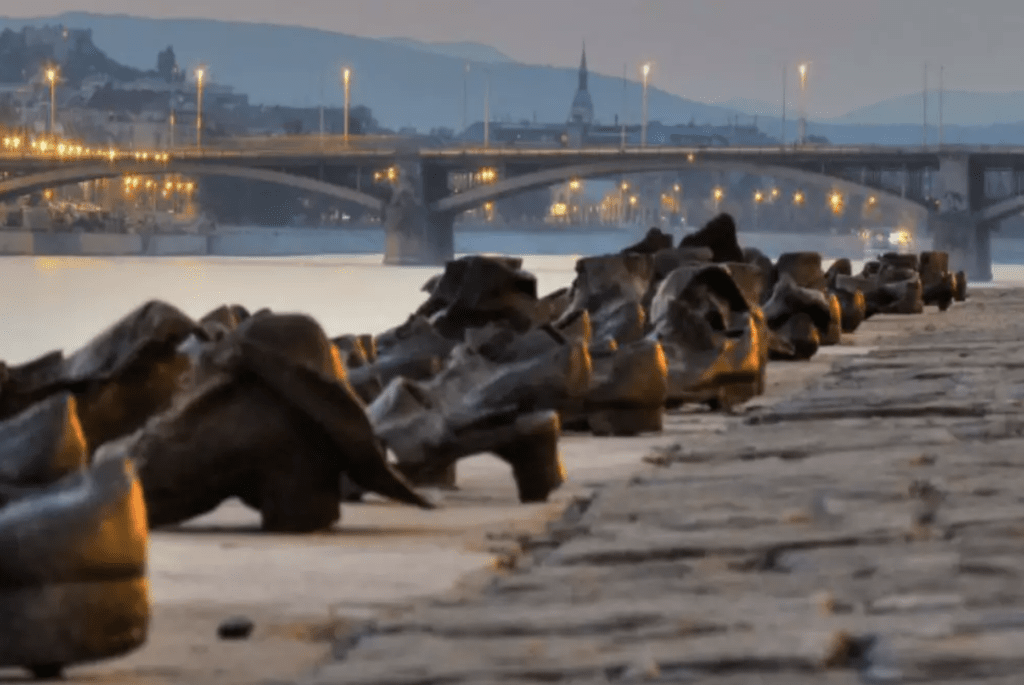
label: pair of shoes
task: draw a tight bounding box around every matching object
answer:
[0,393,150,679]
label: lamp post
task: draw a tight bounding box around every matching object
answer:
[195,66,205,149]
[169,64,179,150]
[641,63,651,148]
[343,67,351,144]
[45,67,58,135]
[798,63,808,145]
[484,69,491,149]
[462,62,469,136]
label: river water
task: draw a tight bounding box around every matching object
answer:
[2,231,1023,366]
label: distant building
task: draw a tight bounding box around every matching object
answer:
[569,44,594,126]
[458,44,778,149]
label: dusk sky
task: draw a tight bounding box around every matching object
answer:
[4,0,1024,117]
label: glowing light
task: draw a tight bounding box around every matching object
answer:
[713,187,724,201]
[829,191,844,214]
[754,191,764,203]
[890,228,912,248]
[569,179,581,191]
[793,191,805,205]
[551,202,568,217]
[867,195,877,206]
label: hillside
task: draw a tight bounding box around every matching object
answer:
[831,89,1024,127]
[2,12,1024,142]
[0,12,744,132]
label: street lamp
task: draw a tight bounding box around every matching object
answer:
[195,66,205,149]
[798,63,809,145]
[45,67,58,135]
[641,63,651,148]
[343,67,351,144]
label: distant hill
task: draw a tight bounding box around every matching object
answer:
[379,37,514,65]
[711,97,782,119]
[831,90,1024,127]
[4,12,1024,143]
[0,12,745,132]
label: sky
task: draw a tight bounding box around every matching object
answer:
[3,0,1024,118]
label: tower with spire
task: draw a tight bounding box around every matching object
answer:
[568,42,594,126]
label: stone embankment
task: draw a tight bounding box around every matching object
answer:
[305,287,1024,684]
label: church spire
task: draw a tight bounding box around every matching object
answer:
[578,42,588,91]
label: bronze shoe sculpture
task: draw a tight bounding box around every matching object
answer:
[368,377,565,503]
[560,339,668,436]
[0,301,201,453]
[650,266,764,409]
[679,213,745,263]
[94,313,432,533]
[0,393,150,679]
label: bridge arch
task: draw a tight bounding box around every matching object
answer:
[0,162,384,211]
[433,158,928,220]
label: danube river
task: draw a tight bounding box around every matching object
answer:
[1,229,1023,365]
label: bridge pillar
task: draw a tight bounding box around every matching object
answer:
[382,158,455,266]
[930,154,992,282]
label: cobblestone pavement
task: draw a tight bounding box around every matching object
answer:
[301,288,1024,685]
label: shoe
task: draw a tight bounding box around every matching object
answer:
[0,393,87,508]
[0,301,199,454]
[94,313,432,533]
[0,457,150,679]
[679,213,744,263]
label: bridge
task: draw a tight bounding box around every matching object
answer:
[3,139,1023,281]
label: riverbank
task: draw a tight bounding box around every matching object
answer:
[6,280,962,685]
[2,224,1024,266]
[303,287,1024,684]
[0,225,934,260]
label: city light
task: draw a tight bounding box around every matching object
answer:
[754,190,764,203]
[478,167,498,183]
[569,179,581,191]
[713,187,724,201]
[830,191,844,214]
[794,190,805,205]
[867,195,877,206]
[550,202,568,217]
[771,188,780,199]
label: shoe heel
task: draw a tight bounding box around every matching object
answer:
[496,412,565,503]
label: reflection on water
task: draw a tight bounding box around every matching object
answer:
[3,251,1023,367]
[0,254,580,365]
